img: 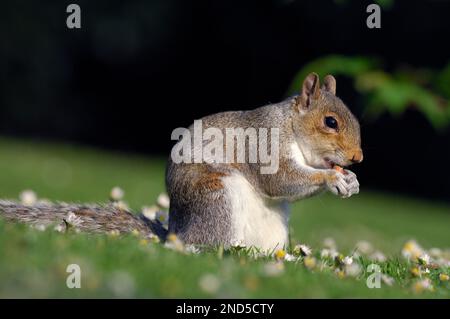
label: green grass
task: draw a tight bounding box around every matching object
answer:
[0,137,448,298]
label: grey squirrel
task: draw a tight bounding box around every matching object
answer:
[166,73,362,251]
[0,73,362,252]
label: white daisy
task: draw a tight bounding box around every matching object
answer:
[198,273,221,294]
[370,251,387,262]
[113,200,129,211]
[110,186,124,201]
[401,239,423,260]
[262,262,285,277]
[381,274,395,286]
[294,244,312,256]
[413,278,433,293]
[164,233,185,252]
[20,190,37,206]
[185,245,201,254]
[157,193,170,209]
[33,224,46,231]
[65,211,83,227]
[156,210,169,226]
[323,237,337,250]
[355,240,373,255]
[284,253,299,262]
[141,205,159,220]
[428,248,442,259]
[418,254,431,266]
[345,263,361,277]
[231,240,247,249]
[343,256,353,265]
[320,248,339,259]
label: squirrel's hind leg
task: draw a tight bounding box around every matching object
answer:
[168,171,233,247]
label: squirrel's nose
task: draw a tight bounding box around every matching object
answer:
[350,149,363,164]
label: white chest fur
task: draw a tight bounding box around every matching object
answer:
[222,173,289,252]
[290,141,311,168]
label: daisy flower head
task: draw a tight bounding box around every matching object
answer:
[155,210,169,226]
[141,205,159,220]
[110,186,124,201]
[274,249,286,261]
[156,193,170,209]
[418,254,431,266]
[355,240,373,255]
[320,249,331,259]
[231,240,247,249]
[439,273,449,282]
[139,239,149,246]
[65,211,83,227]
[131,229,140,237]
[343,256,353,266]
[164,233,185,252]
[381,274,395,286]
[345,263,361,277]
[335,268,345,279]
[370,251,387,262]
[320,248,339,259]
[262,261,285,277]
[428,248,442,259]
[113,200,130,211]
[53,222,66,233]
[293,244,312,256]
[20,190,37,206]
[198,273,221,294]
[303,256,317,270]
[33,224,46,232]
[185,245,201,254]
[402,239,423,261]
[410,267,421,277]
[284,253,299,262]
[108,229,120,237]
[323,237,337,250]
[148,233,160,243]
[412,278,434,294]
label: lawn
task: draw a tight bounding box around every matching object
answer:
[0,137,448,298]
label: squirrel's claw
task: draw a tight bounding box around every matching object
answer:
[326,169,360,198]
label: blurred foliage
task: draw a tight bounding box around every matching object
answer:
[289,55,450,130]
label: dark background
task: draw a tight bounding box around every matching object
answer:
[0,0,449,200]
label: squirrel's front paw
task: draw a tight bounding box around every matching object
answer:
[325,169,359,198]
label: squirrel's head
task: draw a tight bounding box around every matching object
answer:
[292,72,363,169]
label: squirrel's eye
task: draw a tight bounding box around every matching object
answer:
[324,116,338,129]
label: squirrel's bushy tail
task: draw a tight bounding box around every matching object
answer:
[0,200,167,240]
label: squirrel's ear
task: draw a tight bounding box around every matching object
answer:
[322,75,336,95]
[299,72,320,109]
